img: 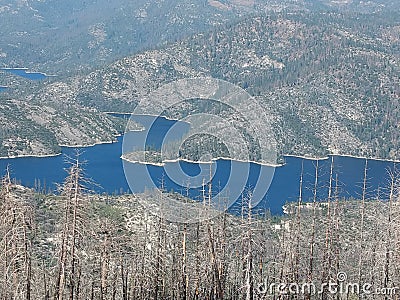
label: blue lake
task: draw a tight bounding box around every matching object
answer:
[1,68,51,80]
[0,115,397,215]
[0,86,7,92]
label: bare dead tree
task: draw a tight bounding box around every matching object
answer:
[54,153,90,300]
[0,167,34,300]
[383,167,397,300]
[307,159,319,290]
[320,157,335,300]
[357,159,368,293]
[332,173,342,300]
[239,190,256,300]
[292,160,304,286]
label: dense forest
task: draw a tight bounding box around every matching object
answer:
[1,156,399,299]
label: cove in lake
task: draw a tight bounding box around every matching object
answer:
[1,68,54,80]
[0,115,397,215]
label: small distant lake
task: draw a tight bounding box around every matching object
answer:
[1,68,53,80]
[0,86,7,92]
[0,115,397,215]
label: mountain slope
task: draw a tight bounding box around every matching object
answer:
[20,11,399,160]
[0,12,400,159]
[0,0,276,75]
[1,0,399,76]
[0,96,127,157]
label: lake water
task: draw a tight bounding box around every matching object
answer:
[0,86,7,92]
[0,116,397,215]
[1,68,51,80]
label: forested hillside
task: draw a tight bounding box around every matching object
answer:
[7,11,398,160]
[0,0,236,74]
[1,0,398,74]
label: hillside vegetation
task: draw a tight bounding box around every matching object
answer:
[5,11,398,160]
[1,0,398,74]
[0,158,399,299]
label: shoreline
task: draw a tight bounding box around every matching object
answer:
[105,111,133,115]
[1,132,399,164]
[0,67,57,77]
[284,153,400,164]
[121,156,164,167]
[0,152,62,159]
[59,138,120,148]
[3,145,400,165]
[1,67,30,70]
[0,137,122,160]
[284,154,330,161]
[111,113,186,123]
[122,155,287,168]
[328,153,400,163]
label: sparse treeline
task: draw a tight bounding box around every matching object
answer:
[0,158,399,299]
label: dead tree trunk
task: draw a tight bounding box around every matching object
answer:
[54,154,88,300]
[0,168,35,300]
[307,159,319,289]
[321,157,334,300]
[357,159,368,293]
